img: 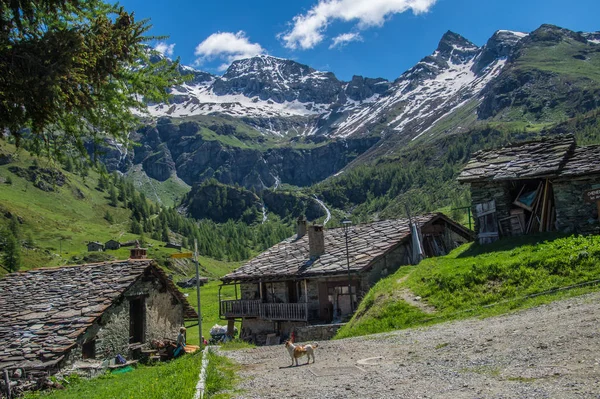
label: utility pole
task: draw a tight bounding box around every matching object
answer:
[194,239,203,350]
[342,219,353,313]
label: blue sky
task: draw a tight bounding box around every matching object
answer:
[119,0,600,81]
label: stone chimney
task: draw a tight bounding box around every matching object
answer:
[297,216,307,239]
[308,225,325,259]
[129,243,147,260]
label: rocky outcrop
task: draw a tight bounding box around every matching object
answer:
[122,119,380,191]
[8,166,67,191]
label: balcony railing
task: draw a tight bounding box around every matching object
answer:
[220,300,308,321]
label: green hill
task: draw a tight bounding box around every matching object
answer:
[0,141,239,276]
[336,233,600,339]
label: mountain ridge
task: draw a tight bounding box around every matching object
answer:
[109,24,600,204]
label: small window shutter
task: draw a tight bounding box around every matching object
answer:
[475,200,499,244]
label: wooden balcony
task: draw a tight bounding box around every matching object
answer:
[220,300,308,321]
[220,299,261,318]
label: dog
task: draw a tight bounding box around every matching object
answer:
[285,340,318,366]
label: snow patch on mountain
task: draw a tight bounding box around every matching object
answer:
[328,30,525,139]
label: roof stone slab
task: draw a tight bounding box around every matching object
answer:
[458,135,576,183]
[559,145,600,177]
[222,214,448,283]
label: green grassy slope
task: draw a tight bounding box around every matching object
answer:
[0,143,145,271]
[24,350,238,399]
[126,165,190,208]
[337,233,600,339]
[0,142,241,277]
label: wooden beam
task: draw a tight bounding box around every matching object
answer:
[304,279,308,304]
[539,179,549,233]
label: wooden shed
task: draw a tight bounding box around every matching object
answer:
[458,135,600,243]
[87,241,104,252]
[104,239,121,250]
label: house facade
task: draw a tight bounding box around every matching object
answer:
[458,135,600,243]
[87,241,104,252]
[0,250,197,378]
[104,239,121,250]
[219,213,472,344]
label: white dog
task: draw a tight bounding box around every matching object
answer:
[285,340,318,366]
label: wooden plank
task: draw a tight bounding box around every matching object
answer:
[539,179,549,233]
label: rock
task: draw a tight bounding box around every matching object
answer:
[0,153,13,165]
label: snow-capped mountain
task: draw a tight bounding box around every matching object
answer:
[325,30,527,141]
[147,25,600,143]
[110,24,600,193]
[147,54,390,133]
[147,29,531,140]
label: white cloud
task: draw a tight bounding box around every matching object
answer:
[281,0,437,50]
[194,31,265,69]
[329,32,362,49]
[154,42,176,57]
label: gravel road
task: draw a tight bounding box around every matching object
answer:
[221,292,600,398]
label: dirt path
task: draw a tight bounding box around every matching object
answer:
[221,292,600,398]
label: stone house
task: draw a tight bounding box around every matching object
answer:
[458,135,600,243]
[219,213,472,344]
[86,241,104,252]
[0,249,197,378]
[104,240,121,250]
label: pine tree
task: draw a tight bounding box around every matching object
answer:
[130,219,142,234]
[3,231,21,272]
[161,224,170,242]
[9,215,20,240]
[64,157,73,172]
[109,186,118,207]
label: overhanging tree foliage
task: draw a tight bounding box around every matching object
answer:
[0,0,182,154]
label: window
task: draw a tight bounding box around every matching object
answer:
[82,340,96,359]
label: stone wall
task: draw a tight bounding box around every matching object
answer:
[294,323,345,343]
[554,175,600,233]
[66,277,185,363]
[240,282,259,300]
[366,244,409,288]
[240,319,307,345]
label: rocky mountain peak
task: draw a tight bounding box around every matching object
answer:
[222,55,316,81]
[528,24,588,45]
[436,31,479,60]
[472,30,528,74]
[397,31,480,83]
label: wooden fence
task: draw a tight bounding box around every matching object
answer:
[220,300,308,321]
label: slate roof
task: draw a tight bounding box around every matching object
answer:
[457,135,576,183]
[0,260,197,371]
[559,145,600,177]
[222,213,469,283]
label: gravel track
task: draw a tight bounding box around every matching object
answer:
[221,292,600,398]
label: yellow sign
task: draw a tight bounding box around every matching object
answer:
[170,252,193,259]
